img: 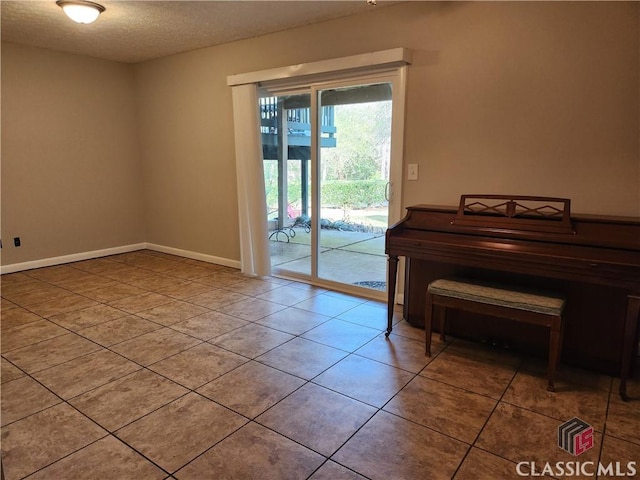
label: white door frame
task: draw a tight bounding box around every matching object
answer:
[229,50,410,299]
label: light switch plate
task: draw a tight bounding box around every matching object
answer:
[407,163,418,180]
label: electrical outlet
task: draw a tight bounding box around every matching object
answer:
[14,237,21,247]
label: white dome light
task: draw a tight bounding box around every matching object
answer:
[56,1,105,24]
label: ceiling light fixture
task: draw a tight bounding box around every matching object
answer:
[56,0,105,24]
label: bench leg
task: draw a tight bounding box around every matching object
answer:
[436,306,446,342]
[425,292,434,357]
[547,317,562,392]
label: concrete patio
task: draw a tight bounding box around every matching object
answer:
[269,227,387,290]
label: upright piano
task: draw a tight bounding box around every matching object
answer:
[385,195,640,398]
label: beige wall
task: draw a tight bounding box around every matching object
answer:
[2,1,638,267]
[400,2,640,214]
[134,52,240,260]
[1,43,145,265]
[135,1,639,264]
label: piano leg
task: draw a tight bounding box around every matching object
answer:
[386,255,399,337]
[620,294,640,401]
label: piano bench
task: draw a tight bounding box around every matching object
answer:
[425,278,566,392]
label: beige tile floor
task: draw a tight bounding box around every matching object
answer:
[1,249,639,479]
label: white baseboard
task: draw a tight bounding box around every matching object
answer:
[0,243,147,274]
[145,243,241,269]
[1,243,240,274]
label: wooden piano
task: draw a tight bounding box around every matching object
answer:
[385,195,640,399]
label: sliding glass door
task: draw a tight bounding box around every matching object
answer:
[260,73,403,298]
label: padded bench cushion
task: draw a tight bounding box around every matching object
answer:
[428,279,566,316]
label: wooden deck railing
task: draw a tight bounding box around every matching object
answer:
[259,97,336,149]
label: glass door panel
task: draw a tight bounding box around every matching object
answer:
[316,83,393,291]
[260,93,313,276]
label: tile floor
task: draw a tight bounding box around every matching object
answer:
[1,249,639,479]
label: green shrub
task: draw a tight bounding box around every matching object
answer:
[321,180,386,209]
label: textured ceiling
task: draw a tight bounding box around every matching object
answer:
[1,0,391,64]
